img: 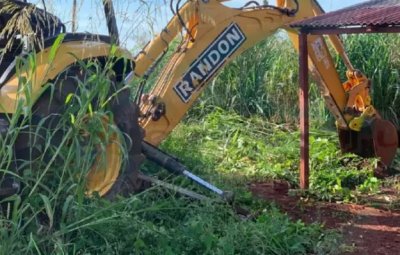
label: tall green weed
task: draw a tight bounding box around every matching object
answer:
[192,33,400,127]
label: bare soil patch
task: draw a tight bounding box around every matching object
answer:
[249,181,400,255]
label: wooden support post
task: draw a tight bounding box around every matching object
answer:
[72,0,77,33]
[103,0,120,45]
[299,32,309,190]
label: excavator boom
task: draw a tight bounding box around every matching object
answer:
[133,0,398,168]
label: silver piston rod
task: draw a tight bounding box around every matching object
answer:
[141,141,232,200]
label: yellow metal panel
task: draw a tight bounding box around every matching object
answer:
[0,40,133,113]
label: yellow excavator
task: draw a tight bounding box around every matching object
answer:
[0,0,398,199]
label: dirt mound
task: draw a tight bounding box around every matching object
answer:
[249,181,400,255]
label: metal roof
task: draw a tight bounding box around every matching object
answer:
[291,0,400,30]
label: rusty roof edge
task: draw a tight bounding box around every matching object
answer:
[296,24,400,35]
[290,0,400,29]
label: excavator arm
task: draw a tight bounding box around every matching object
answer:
[133,0,398,167]
[135,0,343,143]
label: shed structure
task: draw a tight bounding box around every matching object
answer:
[290,0,400,189]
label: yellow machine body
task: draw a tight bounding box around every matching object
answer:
[0,39,133,113]
[0,34,135,196]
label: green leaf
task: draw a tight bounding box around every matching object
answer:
[48,34,66,63]
[61,195,74,224]
[40,194,54,229]
[70,113,76,124]
[65,93,74,104]
[88,103,93,117]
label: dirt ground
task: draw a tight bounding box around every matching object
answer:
[249,181,400,255]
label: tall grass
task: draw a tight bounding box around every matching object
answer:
[192,33,400,127]
[0,50,132,253]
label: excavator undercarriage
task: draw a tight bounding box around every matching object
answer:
[0,0,398,200]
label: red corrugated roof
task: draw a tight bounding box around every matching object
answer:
[291,0,400,29]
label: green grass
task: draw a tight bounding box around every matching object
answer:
[0,103,343,254]
[0,189,341,254]
[163,109,385,202]
[0,51,343,254]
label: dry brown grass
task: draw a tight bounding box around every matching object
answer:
[0,0,61,50]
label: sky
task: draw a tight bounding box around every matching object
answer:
[32,0,368,51]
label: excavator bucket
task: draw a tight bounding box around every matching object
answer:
[371,119,398,167]
[338,119,398,173]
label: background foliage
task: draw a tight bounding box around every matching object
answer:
[195,33,400,125]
